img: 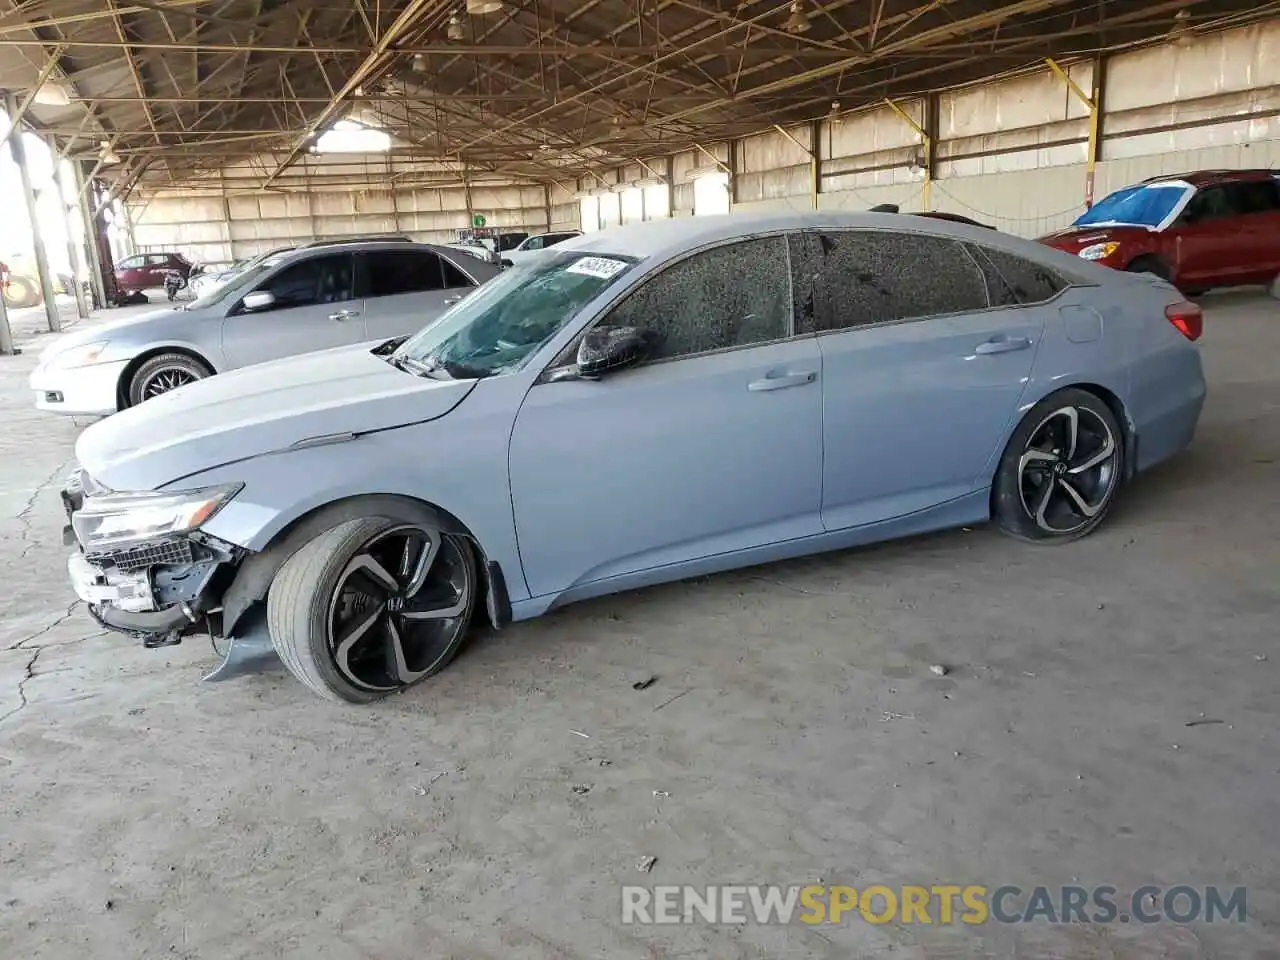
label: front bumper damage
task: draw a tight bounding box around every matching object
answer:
[62,470,277,680]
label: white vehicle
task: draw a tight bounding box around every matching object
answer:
[500,230,584,267]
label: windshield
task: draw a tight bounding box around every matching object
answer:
[1074,183,1190,228]
[393,252,635,380]
[185,253,291,310]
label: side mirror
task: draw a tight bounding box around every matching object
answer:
[576,326,649,378]
[241,290,276,312]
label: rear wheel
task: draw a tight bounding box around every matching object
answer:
[126,352,212,406]
[267,515,477,703]
[991,389,1124,544]
[1125,254,1171,283]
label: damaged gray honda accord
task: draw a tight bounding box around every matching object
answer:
[61,212,1205,702]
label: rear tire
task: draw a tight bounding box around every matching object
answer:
[1125,254,1171,283]
[267,515,477,703]
[992,389,1124,544]
[2,275,40,309]
[126,352,212,406]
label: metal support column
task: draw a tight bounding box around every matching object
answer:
[884,98,931,210]
[74,161,108,309]
[543,182,553,232]
[810,120,822,209]
[1046,57,1102,208]
[0,266,14,354]
[5,91,61,332]
[49,146,89,320]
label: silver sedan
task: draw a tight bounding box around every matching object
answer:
[29,240,499,416]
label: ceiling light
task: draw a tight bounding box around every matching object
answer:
[412,53,428,73]
[446,14,465,41]
[1169,10,1194,48]
[97,140,120,165]
[466,0,505,13]
[31,80,71,106]
[785,1,810,35]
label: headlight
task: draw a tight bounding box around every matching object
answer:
[48,341,109,369]
[1078,242,1119,261]
[71,483,242,549]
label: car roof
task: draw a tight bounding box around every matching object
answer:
[1142,168,1279,187]
[271,240,502,280]
[557,211,1022,263]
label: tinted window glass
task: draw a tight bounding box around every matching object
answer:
[809,231,988,332]
[441,258,473,289]
[1225,179,1280,215]
[545,233,579,247]
[964,243,1019,306]
[365,250,444,297]
[254,254,353,309]
[599,237,790,362]
[1182,186,1235,222]
[980,248,1066,305]
[788,234,822,332]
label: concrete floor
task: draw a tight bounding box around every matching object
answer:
[0,292,1276,959]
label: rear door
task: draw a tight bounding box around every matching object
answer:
[359,248,479,341]
[220,252,365,368]
[1166,185,1241,285]
[1221,178,1280,281]
[806,230,1047,531]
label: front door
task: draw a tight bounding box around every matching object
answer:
[1167,184,1245,286]
[802,231,1045,531]
[508,235,824,599]
[220,252,366,368]
[358,248,480,341]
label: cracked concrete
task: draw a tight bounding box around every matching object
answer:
[0,292,1277,959]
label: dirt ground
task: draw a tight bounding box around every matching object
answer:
[0,292,1276,959]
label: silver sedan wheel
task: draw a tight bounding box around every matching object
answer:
[141,367,199,399]
[325,524,473,693]
[1017,405,1119,535]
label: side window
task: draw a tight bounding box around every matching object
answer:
[810,231,989,332]
[119,255,145,269]
[364,250,446,297]
[973,246,1067,305]
[441,258,474,289]
[1182,186,1235,222]
[598,236,790,362]
[146,254,170,266]
[788,234,823,333]
[253,254,354,310]
[524,236,545,251]
[1224,180,1280,215]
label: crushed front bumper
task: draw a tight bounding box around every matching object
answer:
[62,470,242,648]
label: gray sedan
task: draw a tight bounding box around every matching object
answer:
[29,240,500,415]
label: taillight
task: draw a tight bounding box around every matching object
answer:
[1165,300,1203,341]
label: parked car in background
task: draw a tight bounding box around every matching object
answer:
[187,259,247,300]
[115,252,193,296]
[444,241,500,265]
[30,241,500,416]
[500,230,584,266]
[59,212,1205,702]
[1038,169,1280,294]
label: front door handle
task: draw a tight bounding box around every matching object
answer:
[329,309,360,321]
[748,370,818,392]
[974,336,1032,355]
[443,294,465,305]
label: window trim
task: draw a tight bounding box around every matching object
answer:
[801,228,996,337]
[539,230,804,380]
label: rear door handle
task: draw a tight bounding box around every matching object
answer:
[974,336,1032,355]
[748,370,818,392]
[443,294,465,305]
[329,309,359,321]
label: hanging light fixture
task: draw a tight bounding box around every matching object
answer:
[785,1,810,35]
[446,14,466,41]
[1168,10,1194,48]
[466,0,505,14]
[31,79,71,106]
[97,140,120,165]
[412,52,428,73]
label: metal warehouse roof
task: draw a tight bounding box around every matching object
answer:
[0,0,1273,192]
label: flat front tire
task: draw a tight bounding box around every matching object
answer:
[267,515,477,703]
[991,389,1124,544]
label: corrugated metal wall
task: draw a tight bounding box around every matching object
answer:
[132,20,1280,252]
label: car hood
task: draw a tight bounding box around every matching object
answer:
[38,306,197,360]
[76,342,476,491]
[1037,224,1154,252]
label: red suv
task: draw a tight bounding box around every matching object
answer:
[1038,169,1280,294]
[114,252,192,295]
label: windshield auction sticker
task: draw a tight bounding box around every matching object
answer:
[566,256,628,279]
